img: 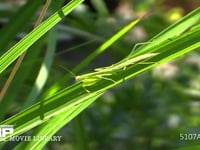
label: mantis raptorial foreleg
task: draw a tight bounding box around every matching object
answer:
[127,37,176,58]
[127,41,157,58]
[76,73,116,93]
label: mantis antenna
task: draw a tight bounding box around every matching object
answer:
[58,64,77,79]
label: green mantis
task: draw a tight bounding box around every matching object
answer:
[76,53,159,90]
[95,53,159,72]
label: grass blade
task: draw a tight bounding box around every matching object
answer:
[0,1,44,52]
[0,0,84,74]
[23,27,57,108]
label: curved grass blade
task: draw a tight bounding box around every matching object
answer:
[23,27,57,108]
[133,7,200,56]
[73,18,141,73]
[0,0,45,52]
[0,0,84,74]
[0,82,104,143]
[14,94,100,150]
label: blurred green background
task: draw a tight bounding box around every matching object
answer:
[0,0,200,149]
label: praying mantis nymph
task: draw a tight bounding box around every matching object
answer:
[76,53,159,90]
[94,53,159,72]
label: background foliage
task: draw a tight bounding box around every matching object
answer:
[0,0,199,150]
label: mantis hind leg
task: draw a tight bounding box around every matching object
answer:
[127,42,155,58]
[97,75,116,83]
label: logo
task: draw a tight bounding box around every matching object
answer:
[0,125,62,142]
[0,125,14,141]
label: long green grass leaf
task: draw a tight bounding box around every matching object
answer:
[135,7,200,56]
[0,36,46,121]
[0,82,103,142]
[23,27,57,108]
[73,18,140,73]
[0,0,44,52]
[0,0,84,74]
[14,94,100,150]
